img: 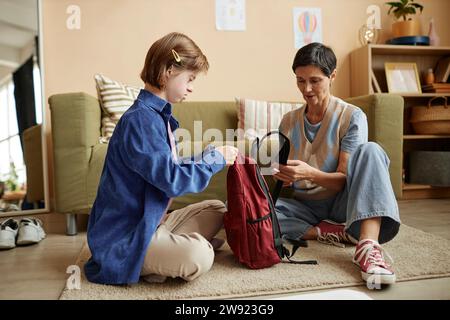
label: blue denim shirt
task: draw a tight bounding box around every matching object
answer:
[84,89,225,284]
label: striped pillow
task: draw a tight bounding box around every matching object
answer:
[94,74,141,142]
[235,98,303,140]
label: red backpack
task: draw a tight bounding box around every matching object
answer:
[224,131,318,269]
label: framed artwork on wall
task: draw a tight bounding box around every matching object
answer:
[293,7,322,49]
[385,62,422,94]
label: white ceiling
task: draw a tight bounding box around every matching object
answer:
[0,21,35,48]
[0,0,38,79]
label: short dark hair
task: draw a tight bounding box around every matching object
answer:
[292,42,336,77]
[140,32,209,89]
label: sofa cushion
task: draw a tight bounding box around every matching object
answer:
[172,101,237,140]
[236,98,303,140]
[94,74,141,142]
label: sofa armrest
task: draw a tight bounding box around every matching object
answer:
[23,124,44,202]
[49,92,101,213]
[346,94,404,198]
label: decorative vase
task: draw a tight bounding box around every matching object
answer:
[359,24,379,46]
[428,18,440,46]
[392,20,422,37]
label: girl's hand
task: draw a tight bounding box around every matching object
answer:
[215,146,239,166]
[273,160,315,183]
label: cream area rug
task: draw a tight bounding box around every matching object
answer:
[60,225,450,300]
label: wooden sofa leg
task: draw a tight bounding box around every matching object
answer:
[66,214,78,236]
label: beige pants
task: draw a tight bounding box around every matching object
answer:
[141,200,226,282]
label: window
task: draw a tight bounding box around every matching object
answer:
[0,77,26,190]
[0,59,42,192]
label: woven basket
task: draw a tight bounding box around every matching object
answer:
[410,96,450,135]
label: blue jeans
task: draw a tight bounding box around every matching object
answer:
[275,142,401,244]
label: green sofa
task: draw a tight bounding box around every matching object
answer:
[49,93,404,235]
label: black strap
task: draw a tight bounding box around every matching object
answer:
[251,130,290,203]
[284,257,318,265]
[283,238,318,265]
[253,131,318,265]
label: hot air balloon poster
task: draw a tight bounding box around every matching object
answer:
[293,7,322,49]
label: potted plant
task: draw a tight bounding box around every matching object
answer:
[386,0,424,37]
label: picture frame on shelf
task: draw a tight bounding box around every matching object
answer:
[385,62,422,94]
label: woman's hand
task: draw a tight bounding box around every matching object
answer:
[273,160,315,183]
[272,167,293,187]
[274,156,348,193]
[215,145,239,166]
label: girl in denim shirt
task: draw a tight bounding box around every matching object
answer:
[85,33,238,285]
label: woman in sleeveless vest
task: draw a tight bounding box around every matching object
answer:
[274,43,401,287]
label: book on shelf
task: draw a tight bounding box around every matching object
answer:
[434,56,450,83]
[421,83,450,93]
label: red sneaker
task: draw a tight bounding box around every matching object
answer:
[315,220,358,248]
[353,239,396,286]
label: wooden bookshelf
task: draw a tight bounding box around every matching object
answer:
[351,44,450,200]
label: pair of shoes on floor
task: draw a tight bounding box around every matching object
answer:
[0,217,46,250]
[315,220,358,248]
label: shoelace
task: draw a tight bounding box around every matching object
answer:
[317,231,352,248]
[354,242,394,269]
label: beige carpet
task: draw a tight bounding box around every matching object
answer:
[60,224,450,300]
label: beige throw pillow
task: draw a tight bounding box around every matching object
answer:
[94,74,141,142]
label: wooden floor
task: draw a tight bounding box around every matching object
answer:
[0,199,449,300]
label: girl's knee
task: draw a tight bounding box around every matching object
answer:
[205,199,227,212]
[181,234,215,281]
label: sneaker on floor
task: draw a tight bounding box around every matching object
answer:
[316,220,358,248]
[353,239,396,286]
[0,218,19,250]
[16,217,46,246]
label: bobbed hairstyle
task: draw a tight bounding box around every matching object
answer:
[140,32,209,89]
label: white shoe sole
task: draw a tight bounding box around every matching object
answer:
[362,271,396,285]
[0,231,17,249]
[0,240,15,249]
[16,225,45,245]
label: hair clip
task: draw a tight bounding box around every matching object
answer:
[171,49,182,63]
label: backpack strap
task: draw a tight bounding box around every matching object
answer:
[253,131,318,266]
[282,238,318,265]
[251,130,290,203]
